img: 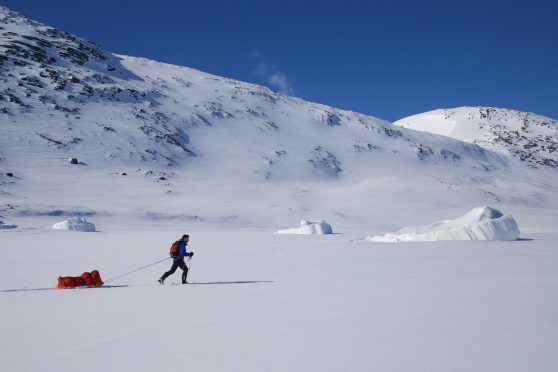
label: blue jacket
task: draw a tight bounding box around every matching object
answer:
[174,240,193,262]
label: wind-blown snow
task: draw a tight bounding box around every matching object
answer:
[275,220,333,235]
[367,206,520,242]
[51,217,96,232]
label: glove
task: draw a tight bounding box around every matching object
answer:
[190,252,194,257]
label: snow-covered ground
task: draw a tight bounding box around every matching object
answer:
[2,223,558,372]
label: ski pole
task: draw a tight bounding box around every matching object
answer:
[186,256,192,275]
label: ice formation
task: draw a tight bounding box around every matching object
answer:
[367,206,520,242]
[275,220,333,235]
[52,217,96,232]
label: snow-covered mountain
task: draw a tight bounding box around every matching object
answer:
[1,6,557,228]
[394,107,558,168]
[0,6,504,179]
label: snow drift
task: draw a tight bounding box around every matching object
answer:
[275,220,333,235]
[367,206,520,242]
[52,217,96,232]
[0,221,17,229]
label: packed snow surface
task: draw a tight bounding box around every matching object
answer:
[368,206,520,242]
[275,220,333,235]
[2,226,558,372]
[51,217,96,232]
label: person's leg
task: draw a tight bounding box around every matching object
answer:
[160,261,179,283]
[178,260,189,284]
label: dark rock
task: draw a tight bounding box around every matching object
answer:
[54,81,67,90]
[58,46,89,65]
[21,34,53,48]
[21,75,43,88]
[79,84,95,97]
[324,112,341,126]
[5,40,56,64]
[39,68,61,81]
[37,133,65,147]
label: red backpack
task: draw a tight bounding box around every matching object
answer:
[170,241,181,257]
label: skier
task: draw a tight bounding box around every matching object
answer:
[159,234,194,284]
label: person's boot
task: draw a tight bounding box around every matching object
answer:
[158,276,165,284]
[182,272,188,284]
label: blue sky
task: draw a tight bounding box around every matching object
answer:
[2,0,557,121]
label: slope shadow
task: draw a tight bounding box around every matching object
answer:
[0,282,274,293]
[0,287,56,293]
[0,285,128,293]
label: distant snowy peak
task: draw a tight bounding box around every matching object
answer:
[394,107,558,168]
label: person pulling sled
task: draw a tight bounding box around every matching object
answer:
[159,234,194,284]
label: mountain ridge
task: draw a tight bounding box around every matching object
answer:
[1,5,557,228]
[394,106,558,168]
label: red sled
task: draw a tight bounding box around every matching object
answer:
[57,270,104,289]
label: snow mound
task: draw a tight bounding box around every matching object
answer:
[275,220,333,235]
[367,206,520,242]
[52,217,96,232]
[0,221,17,229]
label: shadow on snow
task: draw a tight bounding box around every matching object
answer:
[0,281,274,293]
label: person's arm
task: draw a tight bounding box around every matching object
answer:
[183,243,194,257]
[179,242,193,257]
[185,246,194,257]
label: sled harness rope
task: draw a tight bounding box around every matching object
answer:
[104,257,172,284]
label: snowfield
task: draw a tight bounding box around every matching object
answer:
[2,223,558,372]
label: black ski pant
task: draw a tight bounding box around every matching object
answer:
[161,259,188,283]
